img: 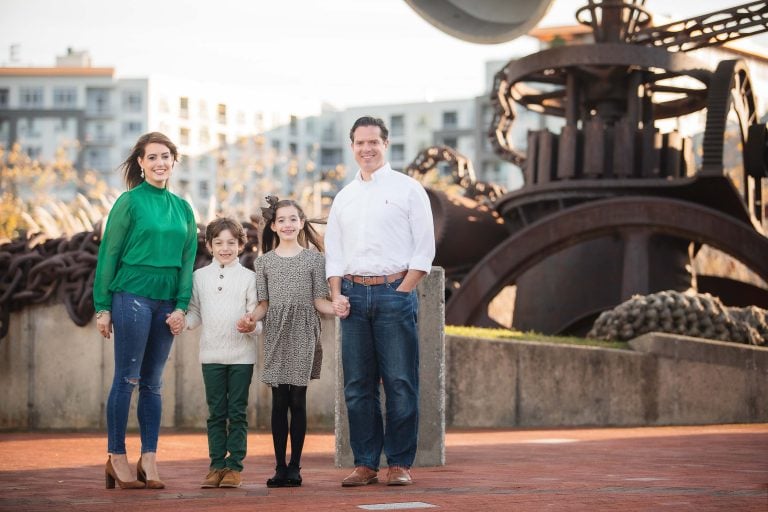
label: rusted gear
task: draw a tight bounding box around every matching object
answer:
[701,60,758,174]
[490,43,711,164]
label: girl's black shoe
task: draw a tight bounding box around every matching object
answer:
[266,464,288,488]
[285,462,302,487]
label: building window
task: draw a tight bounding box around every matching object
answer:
[25,146,43,159]
[217,103,227,124]
[199,180,210,198]
[179,97,189,119]
[87,148,109,170]
[390,143,405,162]
[53,88,77,108]
[305,118,315,134]
[272,139,281,152]
[87,89,110,114]
[123,121,142,135]
[289,142,297,156]
[200,127,210,145]
[321,148,341,166]
[19,118,40,137]
[442,136,458,149]
[20,87,44,108]
[0,120,10,139]
[442,111,458,129]
[123,91,143,112]
[322,121,335,142]
[289,115,298,136]
[180,127,190,145]
[179,154,189,171]
[390,114,404,137]
[218,133,227,147]
[482,161,501,182]
[482,105,493,126]
[0,88,8,108]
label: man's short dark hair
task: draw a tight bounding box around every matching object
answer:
[349,116,389,143]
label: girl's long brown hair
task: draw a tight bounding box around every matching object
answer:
[260,196,323,253]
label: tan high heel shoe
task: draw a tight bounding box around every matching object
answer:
[137,455,166,489]
[105,456,145,489]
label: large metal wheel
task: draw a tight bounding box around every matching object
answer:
[445,196,768,327]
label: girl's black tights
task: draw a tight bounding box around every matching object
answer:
[271,384,307,467]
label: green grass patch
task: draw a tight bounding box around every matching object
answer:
[445,325,629,350]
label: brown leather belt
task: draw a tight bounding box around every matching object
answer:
[343,270,407,286]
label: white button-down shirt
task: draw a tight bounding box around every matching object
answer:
[325,163,435,277]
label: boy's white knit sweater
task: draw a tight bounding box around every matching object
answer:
[186,259,260,364]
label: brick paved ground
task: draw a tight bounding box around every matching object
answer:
[0,425,766,511]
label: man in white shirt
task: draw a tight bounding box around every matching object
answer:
[325,116,435,487]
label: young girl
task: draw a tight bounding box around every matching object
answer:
[249,196,338,488]
[185,217,261,489]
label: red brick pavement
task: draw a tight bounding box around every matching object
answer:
[0,425,766,511]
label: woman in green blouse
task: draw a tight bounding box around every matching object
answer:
[94,132,197,490]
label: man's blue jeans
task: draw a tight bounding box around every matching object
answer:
[107,292,175,454]
[340,277,419,470]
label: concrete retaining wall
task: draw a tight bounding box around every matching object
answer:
[0,301,338,431]
[2,298,767,432]
[446,333,768,428]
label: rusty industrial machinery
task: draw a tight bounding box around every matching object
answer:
[406,0,768,334]
[405,145,508,297]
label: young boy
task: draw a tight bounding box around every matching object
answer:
[185,217,261,488]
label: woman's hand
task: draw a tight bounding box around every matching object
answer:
[166,310,186,335]
[96,311,112,339]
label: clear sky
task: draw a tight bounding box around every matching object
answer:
[1,0,764,113]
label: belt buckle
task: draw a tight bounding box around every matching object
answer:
[361,275,375,286]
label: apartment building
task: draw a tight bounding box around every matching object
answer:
[0,49,282,211]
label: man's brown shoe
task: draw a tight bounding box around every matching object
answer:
[386,465,413,486]
[200,469,224,488]
[341,466,378,487]
[218,468,242,488]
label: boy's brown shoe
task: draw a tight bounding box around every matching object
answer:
[219,469,242,488]
[341,466,378,487]
[200,469,225,488]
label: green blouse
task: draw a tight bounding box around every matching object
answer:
[93,181,198,312]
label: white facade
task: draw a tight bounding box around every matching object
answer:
[0,51,283,212]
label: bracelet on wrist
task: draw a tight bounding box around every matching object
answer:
[95,310,110,319]
[174,308,187,316]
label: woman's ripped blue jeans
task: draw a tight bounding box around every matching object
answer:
[106,292,175,454]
